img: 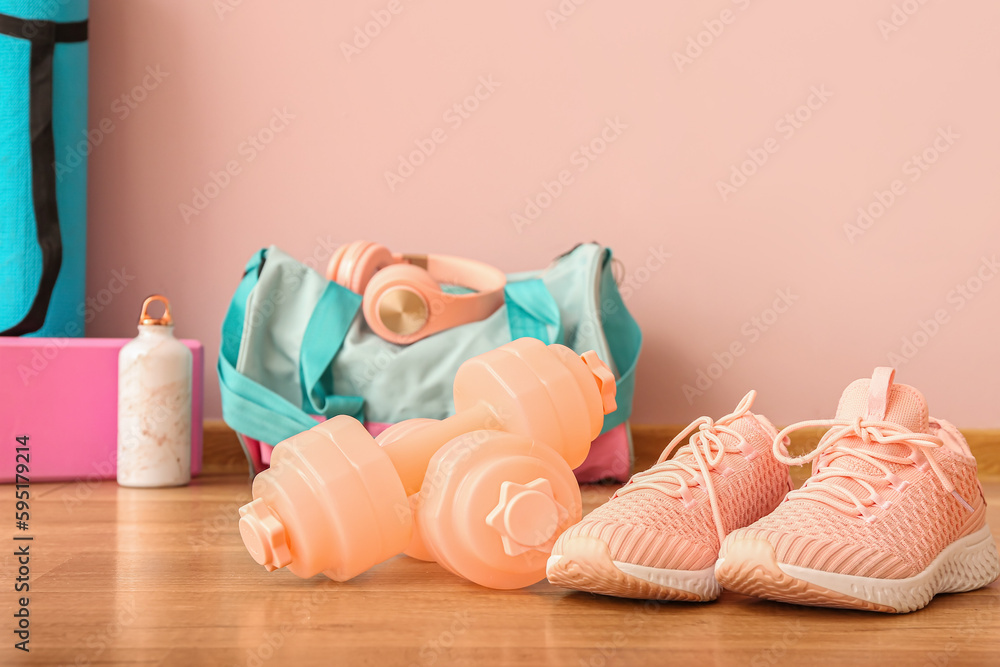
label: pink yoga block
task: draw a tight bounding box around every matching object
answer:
[0,338,204,483]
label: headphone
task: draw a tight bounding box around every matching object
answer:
[326,241,507,345]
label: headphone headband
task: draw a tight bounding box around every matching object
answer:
[397,253,507,297]
[328,242,506,344]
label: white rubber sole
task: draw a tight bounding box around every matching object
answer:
[716,524,1000,613]
[545,536,721,601]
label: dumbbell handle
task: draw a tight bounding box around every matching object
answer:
[383,402,498,497]
[382,345,617,497]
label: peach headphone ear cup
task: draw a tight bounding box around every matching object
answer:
[326,245,350,282]
[363,264,440,340]
[327,242,395,294]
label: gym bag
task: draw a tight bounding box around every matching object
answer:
[219,243,642,483]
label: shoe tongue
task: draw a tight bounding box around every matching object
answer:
[820,367,929,495]
[834,367,929,432]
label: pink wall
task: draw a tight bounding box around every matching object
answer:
[85,1,1000,427]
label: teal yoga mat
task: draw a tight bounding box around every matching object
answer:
[0,0,88,336]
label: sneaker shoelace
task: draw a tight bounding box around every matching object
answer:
[616,391,759,545]
[772,417,973,521]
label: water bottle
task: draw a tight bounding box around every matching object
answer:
[117,295,192,487]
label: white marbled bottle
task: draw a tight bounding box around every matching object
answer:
[117,295,192,487]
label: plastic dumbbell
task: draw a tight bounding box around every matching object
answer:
[237,337,617,589]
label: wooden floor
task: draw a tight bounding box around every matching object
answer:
[2,474,999,667]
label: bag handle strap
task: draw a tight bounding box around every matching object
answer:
[504,257,640,435]
[504,278,562,345]
[299,283,365,419]
[596,248,641,434]
[218,249,364,446]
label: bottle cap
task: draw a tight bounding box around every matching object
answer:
[139,294,173,326]
[239,499,292,572]
[580,350,617,415]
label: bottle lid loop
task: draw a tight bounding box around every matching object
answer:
[139,294,173,326]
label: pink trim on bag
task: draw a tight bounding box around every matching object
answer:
[573,424,631,483]
[242,422,631,483]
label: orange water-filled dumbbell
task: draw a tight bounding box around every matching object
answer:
[238,337,616,589]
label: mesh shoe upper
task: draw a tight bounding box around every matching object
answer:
[553,394,792,571]
[723,368,988,579]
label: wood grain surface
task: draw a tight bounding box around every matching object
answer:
[1,470,998,666]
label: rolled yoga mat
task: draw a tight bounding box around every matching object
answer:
[0,0,88,336]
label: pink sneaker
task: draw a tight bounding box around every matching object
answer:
[546,392,792,600]
[716,367,1000,613]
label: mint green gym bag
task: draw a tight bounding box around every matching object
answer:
[219,243,641,482]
